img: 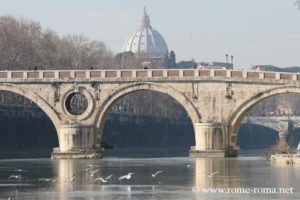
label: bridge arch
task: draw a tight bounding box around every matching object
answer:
[0,83,61,134]
[238,123,279,149]
[229,86,300,146]
[94,82,201,143]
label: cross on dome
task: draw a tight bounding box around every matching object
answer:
[140,7,151,27]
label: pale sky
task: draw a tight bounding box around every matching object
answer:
[0,0,300,69]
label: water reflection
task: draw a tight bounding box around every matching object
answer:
[0,152,300,199]
[54,158,242,191]
[194,158,239,188]
[55,160,103,200]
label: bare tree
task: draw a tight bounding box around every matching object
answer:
[0,15,114,70]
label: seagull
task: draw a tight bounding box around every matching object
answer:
[94,174,113,183]
[119,173,134,180]
[14,169,27,172]
[38,178,56,182]
[87,164,98,168]
[105,174,113,180]
[89,170,99,177]
[151,171,163,178]
[66,174,76,184]
[204,171,219,178]
[8,175,21,180]
[85,164,98,171]
[94,177,107,183]
[71,174,76,181]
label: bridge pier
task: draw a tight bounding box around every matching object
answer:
[278,129,289,145]
[274,120,290,153]
[276,128,289,153]
[189,123,229,157]
[51,124,102,159]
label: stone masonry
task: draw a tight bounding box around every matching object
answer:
[0,69,299,158]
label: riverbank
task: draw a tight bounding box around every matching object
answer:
[271,153,300,165]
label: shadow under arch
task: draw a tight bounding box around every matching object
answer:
[0,83,61,141]
[287,127,300,147]
[94,82,201,145]
[229,86,300,146]
[237,124,279,149]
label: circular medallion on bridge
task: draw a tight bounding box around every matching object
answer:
[65,92,88,115]
[62,86,95,120]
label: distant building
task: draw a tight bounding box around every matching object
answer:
[120,8,175,69]
[176,60,197,69]
[197,61,233,70]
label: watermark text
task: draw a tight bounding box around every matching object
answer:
[192,186,293,194]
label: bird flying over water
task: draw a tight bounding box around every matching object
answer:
[89,170,99,177]
[94,177,107,183]
[105,174,113,180]
[70,174,76,181]
[85,164,98,171]
[8,175,21,180]
[87,164,98,168]
[38,178,56,182]
[119,173,134,180]
[66,174,76,184]
[203,171,219,178]
[13,169,27,172]
[94,174,113,183]
[151,171,163,178]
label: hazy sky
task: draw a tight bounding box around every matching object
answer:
[0,0,300,69]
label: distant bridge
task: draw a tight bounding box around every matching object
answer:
[0,68,300,158]
[242,116,300,143]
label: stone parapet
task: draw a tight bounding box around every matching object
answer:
[0,69,299,84]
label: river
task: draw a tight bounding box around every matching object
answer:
[0,148,299,200]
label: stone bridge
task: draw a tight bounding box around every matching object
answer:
[242,116,300,146]
[1,68,300,158]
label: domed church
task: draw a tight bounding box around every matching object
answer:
[119,8,175,69]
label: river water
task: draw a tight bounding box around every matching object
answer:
[0,148,299,200]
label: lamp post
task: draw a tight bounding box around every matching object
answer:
[226,54,228,69]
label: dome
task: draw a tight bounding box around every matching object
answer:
[122,8,169,59]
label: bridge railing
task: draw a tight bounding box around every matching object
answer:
[0,69,299,81]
